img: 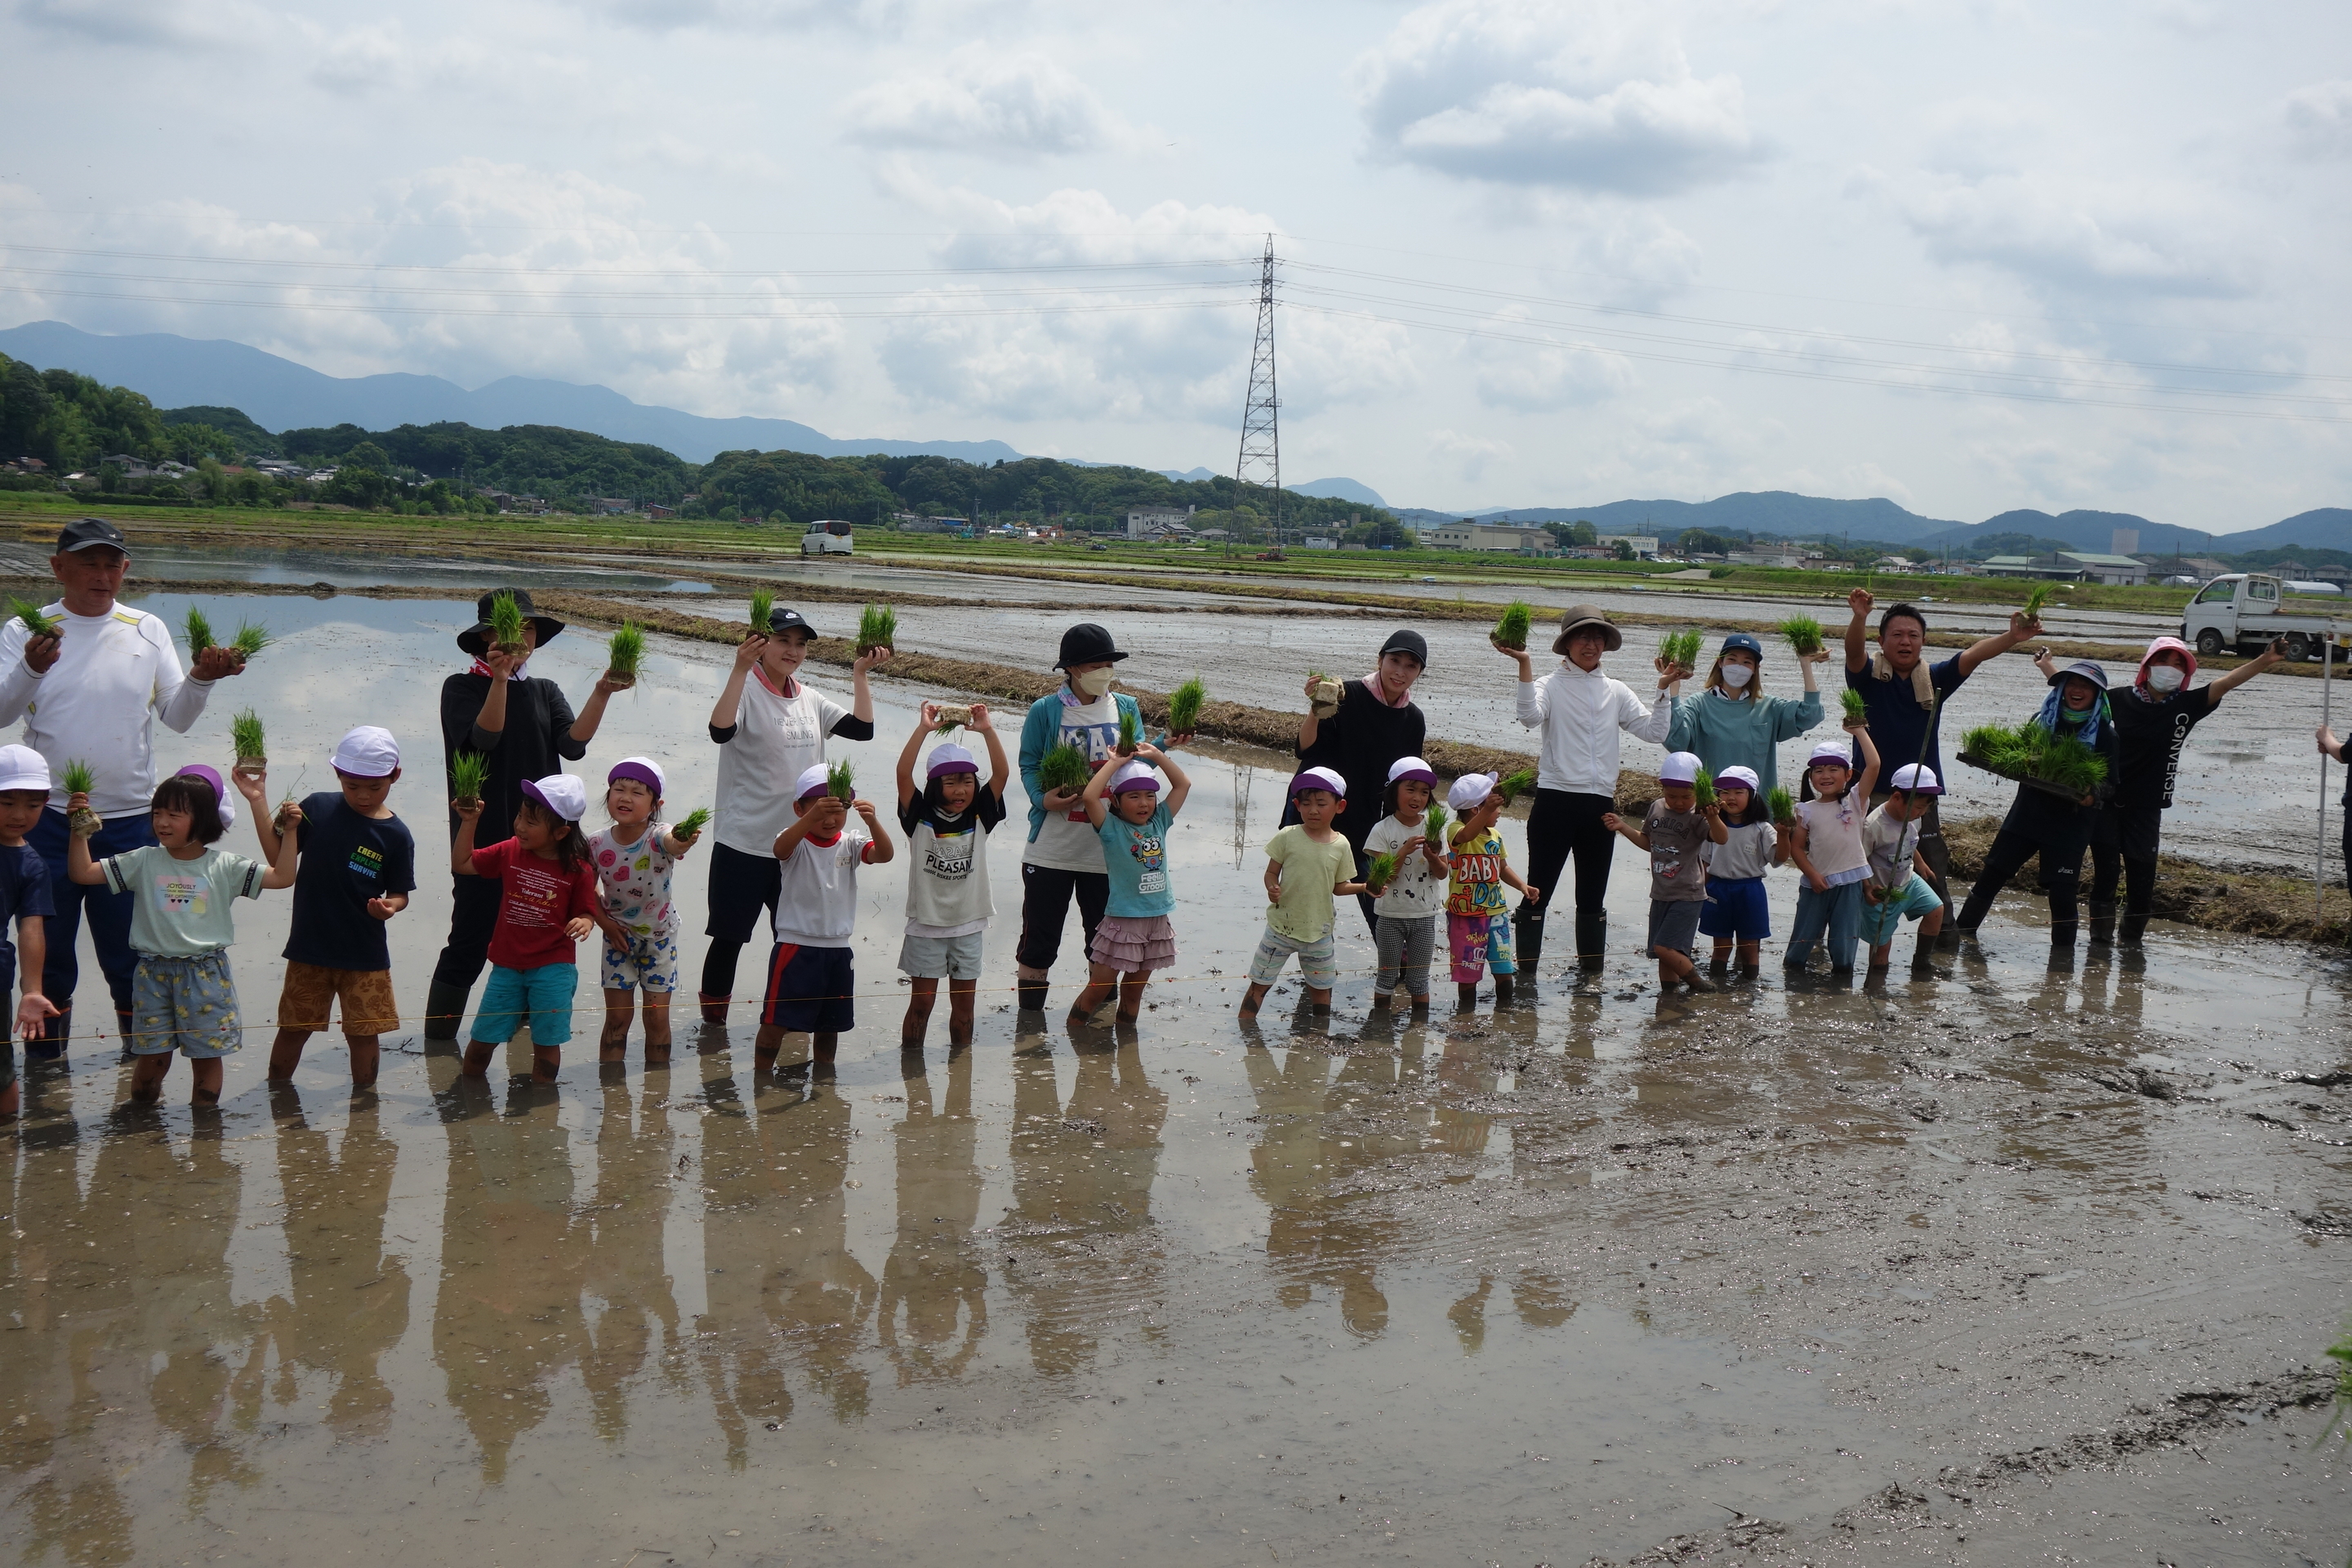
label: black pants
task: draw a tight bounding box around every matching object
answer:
[1959,827,2088,940]
[700,840,786,1000]
[1521,789,1617,956]
[2083,804,2161,916]
[1017,863,1109,972]
[431,875,503,991]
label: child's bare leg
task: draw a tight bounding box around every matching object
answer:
[1710,938,1734,971]
[0,1080,16,1118]
[1305,987,1331,1013]
[461,1039,497,1077]
[600,988,635,1062]
[1869,940,1892,970]
[1735,940,1760,971]
[1116,971,1148,1022]
[266,1027,313,1083]
[811,1031,839,1070]
[1239,982,1270,1018]
[1655,947,1697,982]
[902,978,939,1048]
[946,979,978,1048]
[531,1045,562,1083]
[129,1052,172,1102]
[189,1058,225,1105]
[754,1022,785,1070]
[346,1034,381,1090]
[642,995,672,1064]
[1068,964,1119,1026]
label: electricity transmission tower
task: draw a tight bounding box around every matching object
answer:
[1232,236,1281,552]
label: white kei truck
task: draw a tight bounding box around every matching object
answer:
[2180,573,2350,662]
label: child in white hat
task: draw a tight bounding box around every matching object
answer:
[893,702,1011,1049]
[0,744,60,1117]
[758,761,896,1073]
[1239,767,1367,1020]
[1362,756,1450,1011]
[452,772,626,1082]
[1603,751,1729,992]
[1785,728,1882,978]
[251,725,418,1092]
[1069,742,1193,1027]
[590,756,705,1067]
[1696,764,1784,981]
[1442,773,1540,1009]
[1860,764,1947,974]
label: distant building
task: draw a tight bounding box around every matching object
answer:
[590,497,637,515]
[1302,537,1339,550]
[1982,551,2149,586]
[644,503,677,520]
[1597,534,1660,559]
[1127,505,1196,539]
[1424,520,1557,552]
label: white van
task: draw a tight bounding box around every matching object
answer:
[801,519,853,556]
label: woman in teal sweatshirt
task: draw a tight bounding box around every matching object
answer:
[1662,631,1826,800]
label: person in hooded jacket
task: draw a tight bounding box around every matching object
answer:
[2038,635,2283,945]
[1953,660,2123,956]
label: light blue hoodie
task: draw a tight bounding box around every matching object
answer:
[1664,684,1824,799]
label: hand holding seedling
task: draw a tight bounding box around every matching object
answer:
[189,644,247,682]
[851,645,893,676]
[1490,637,1535,673]
[590,668,632,697]
[731,630,769,671]
[230,768,270,813]
[452,797,485,824]
[482,644,526,680]
[966,702,994,733]
[20,630,60,675]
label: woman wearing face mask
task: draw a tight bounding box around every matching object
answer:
[1953,660,2123,956]
[1292,628,1430,938]
[1014,623,1147,1014]
[1661,631,1826,804]
[2038,635,2283,946]
[1497,605,1677,988]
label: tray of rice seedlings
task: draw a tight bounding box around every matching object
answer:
[1166,674,1206,735]
[230,709,267,775]
[449,750,491,809]
[1306,669,1343,715]
[1766,785,1796,826]
[604,621,646,688]
[1365,849,1401,894]
[933,704,972,734]
[1115,706,1142,756]
[1690,765,1717,809]
[488,590,528,656]
[11,597,60,639]
[1659,629,1704,672]
[232,619,270,660]
[1958,721,2109,800]
[855,603,897,656]
[1422,800,1450,851]
[1777,615,1824,655]
[747,587,776,636]
[63,760,100,835]
[826,759,857,803]
[1038,742,1091,794]
[1490,600,1534,651]
[2020,581,2056,622]
[184,605,216,655]
[1494,768,1537,804]
[1840,687,1868,725]
[675,806,712,838]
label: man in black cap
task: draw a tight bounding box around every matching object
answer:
[1013,623,1149,1012]
[425,589,626,1040]
[1293,628,1428,935]
[0,519,247,1057]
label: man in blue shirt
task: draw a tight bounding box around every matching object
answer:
[1843,586,2040,928]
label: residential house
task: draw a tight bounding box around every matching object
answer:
[1127,505,1196,539]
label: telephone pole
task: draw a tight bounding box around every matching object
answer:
[1233,235,1281,554]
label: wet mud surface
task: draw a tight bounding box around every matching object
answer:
[1,588,2346,1566]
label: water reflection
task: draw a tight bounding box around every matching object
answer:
[579,1078,682,1441]
[879,1048,987,1385]
[265,1095,410,1442]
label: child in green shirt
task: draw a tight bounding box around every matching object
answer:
[1240,768,1365,1019]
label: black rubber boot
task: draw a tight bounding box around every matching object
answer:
[1016,976,1048,1013]
[26,1005,67,1062]
[2118,911,2149,946]
[1512,906,1545,986]
[423,980,471,1042]
[2087,901,2116,946]
[1910,936,1944,976]
[1573,911,1606,991]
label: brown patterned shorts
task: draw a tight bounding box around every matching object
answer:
[277,961,400,1036]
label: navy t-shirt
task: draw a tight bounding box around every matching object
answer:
[1847,654,1967,782]
[283,792,418,972]
[0,840,56,991]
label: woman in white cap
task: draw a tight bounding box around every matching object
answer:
[894,702,1010,1050]
[1496,604,1675,987]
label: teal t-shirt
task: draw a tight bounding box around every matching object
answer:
[100,844,266,956]
[1097,802,1175,919]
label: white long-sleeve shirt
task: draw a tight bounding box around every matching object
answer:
[0,602,214,817]
[1513,660,1673,795]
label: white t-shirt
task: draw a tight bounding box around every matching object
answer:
[1798,789,1869,884]
[1702,819,1777,881]
[1862,802,1923,889]
[713,671,850,857]
[1364,814,1445,920]
[773,823,872,948]
[1022,692,1123,874]
[0,603,213,817]
[899,791,1004,938]
[586,824,679,934]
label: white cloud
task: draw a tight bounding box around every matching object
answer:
[565,0,1006,34]
[1354,0,1763,194]
[1474,336,1635,411]
[841,47,1137,158]
[1430,427,1513,481]
[2283,80,2352,160]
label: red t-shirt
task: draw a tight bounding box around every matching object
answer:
[470,838,601,970]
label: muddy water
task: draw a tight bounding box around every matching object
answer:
[2,596,2348,1566]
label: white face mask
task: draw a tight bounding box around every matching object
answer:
[2145,664,2186,693]
[1072,667,1115,699]
[1718,663,1754,689]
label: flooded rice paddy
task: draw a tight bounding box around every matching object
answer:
[2,583,2348,1566]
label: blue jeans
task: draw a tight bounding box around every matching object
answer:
[28,808,158,1055]
[1784,880,1863,972]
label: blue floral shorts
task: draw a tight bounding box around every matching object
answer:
[131,950,243,1058]
[601,922,679,993]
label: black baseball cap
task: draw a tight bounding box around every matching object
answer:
[1379,627,1428,667]
[768,607,815,638]
[57,518,127,554]
[1054,622,1128,668]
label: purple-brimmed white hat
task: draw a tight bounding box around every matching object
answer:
[1717,765,1761,793]
[519,773,588,822]
[927,743,979,780]
[1888,764,1943,795]
[1290,765,1347,799]
[1386,755,1437,786]
[794,763,833,802]
[1807,741,1854,769]
[1108,759,1161,795]
[608,755,665,796]
[177,763,235,828]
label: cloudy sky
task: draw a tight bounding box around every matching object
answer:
[2,0,2347,527]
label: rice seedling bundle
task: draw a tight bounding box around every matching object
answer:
[1306,670,1343,712]
[488,590,527,650]
[1116,706,1142,755]
[1777,615,1824,655]
[1038,742,1090,793]
[2020,581,2056,621]
[605,621,647,679]
[449,751,491,804]
[231,620,270,658]
[748,588,776,635]
[1690,766,1717,809]
[230,709,266,764]
[64,760,99,835]
[1840,688,1868,724]
[1766,785,1796,825]
[1365,851,1401,893]
[1491,600,1534,651]
[675,806,712,837]
[184,606,215,654]
[855,604,897,655]
[1659,629,1704,670]
[1422,801,1450,849]
[1494,768,1537,804]
[1958,721,2108,796]
[934,704,972,734]
[1166,675,1206,734]
[11,599,59,638]
[826,760,857,802]
[61,760,96,795]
